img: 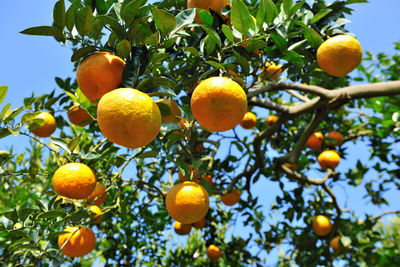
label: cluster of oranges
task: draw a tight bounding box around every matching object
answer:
[23,0,365,261]
[312,215,348,253]
[306,131,343,170]
[53,162,107,257]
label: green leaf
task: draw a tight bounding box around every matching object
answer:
[65,0,81,32]
[3,107,24,124]
[21,112,38,126]
[121,0,147,25]
[0,86,7,106]
[50,137,69,152]
[197,9,213,26]
[137,77,175,92]
[222,24,234,42]
[205,61,226,70]
[1,103,11,120]
[157,102,171,117]
[53,0,66,30]
[116,40,131,58]
[282,0,293,15]
[0,128,11,139]
[147,87,177,97]
[37,210,67,220]
[289,0,305,17]
[151,8,177,37]
[304,27,323,48]
[136,150,158,159]
[20,26,64,38]
[346,0,368,4]
[231,0,254,35]
[172,8,196,35]
[122,46,149,88]
[75,6,94,37]
[95,15,125,40]
[233,49,250,74]
[310,9,333,24]
[71,46,97,62]
[262,0,278,24]
[270,32,287,51]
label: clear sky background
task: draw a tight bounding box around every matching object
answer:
[1,0,400,265]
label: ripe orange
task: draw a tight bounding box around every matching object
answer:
[30,111,57,138]
[174,221,192,235]
[76,52,125,104]
[187,0,230,24]
[330,236,340,252]
[263,62,282,81]
[53,163,96,199]
[221,189,240,206]
[326,131,344,147]
[156,99,181,124]
[97,88,162,149]
[87,182,107,206]
[312,215,332,236]
[306,132,324,150]
[166,181,209,224]
[318,150,340,170]
[191,77,247,132]
[178,165,199,182]
[192,217,206,229]
[58,226,96,257]
[240,111,257,129]
[317,35,362,77]
[265,115,278,127]
[67,104,93,127]
[207,244,222,261]
[88,205,103,224]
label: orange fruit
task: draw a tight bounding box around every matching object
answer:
[318,150,340,170]
[174,221,192,235]
[156,99,182,124]
[97,88,162,149]
[88,205,103,224]
[67,104,93,127]
[263,62,282,81]
[306,132,324,150]
[191,77,247,132]
[178,165,199,182]
[317,35,362,77]
[326,131,344,146]
[207,244,222,261]
[58,226,96,257]
[192,217,206,229]
[265,115,278,127]
[330,236,340,252]
[76,52,125,104]
[221,189,240,206]
[166,181,209,224]
[240,111,257,129]
[30,111,57,138]
[187,0,230,24]
[53,163,96,199]
[87,182,107,206]
[312,215,332,236]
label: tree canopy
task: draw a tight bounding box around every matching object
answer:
[1,0,400,266]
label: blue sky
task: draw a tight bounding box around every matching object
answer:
[1,0,400,265]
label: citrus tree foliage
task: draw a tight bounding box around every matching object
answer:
[1,0,400,266]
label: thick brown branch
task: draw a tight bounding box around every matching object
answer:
[337,80,400,100]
